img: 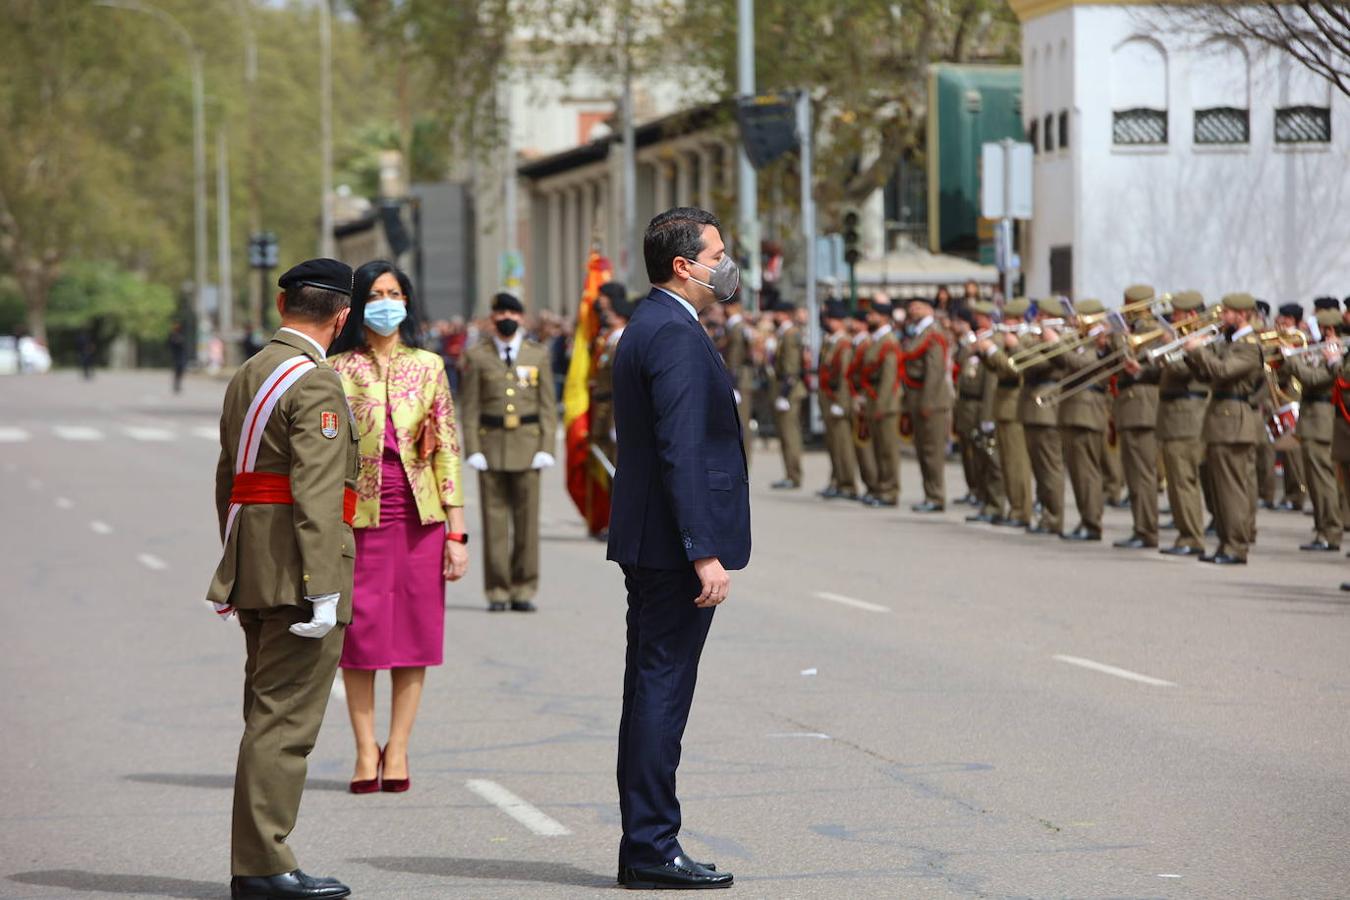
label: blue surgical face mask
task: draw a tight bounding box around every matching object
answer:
[364,298,407,336]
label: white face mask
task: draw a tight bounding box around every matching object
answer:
[363,298,407,336]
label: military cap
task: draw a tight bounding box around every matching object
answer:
[1255,299,1271,317]
[1313,296,1341,311]
[870,299,894,316]
[598,281,627,307]
[969,300,996,316]
[1037,296,1065,317]
[1277,303,1303,322]
[1075,298,1105,315]
[773,299,798,314]
[1124,284,1155,302]
[278,257,353,296]
[823,299,847,320]
[851,308,869,322]
[1171,290,1205,311]
[492,292,524,313]
[1316,308,1341,329]
[1003,297,1031,317]
[1221,292,1256,311]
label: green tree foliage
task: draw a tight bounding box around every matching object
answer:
[47,260,177,342]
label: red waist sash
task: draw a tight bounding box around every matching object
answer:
[230,471,356,526]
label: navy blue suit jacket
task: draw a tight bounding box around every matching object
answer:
[606,289,752,571]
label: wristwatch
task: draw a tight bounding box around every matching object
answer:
[446,532,469,545]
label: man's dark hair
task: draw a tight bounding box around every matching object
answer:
[644,207,720,284]
[283,284,350,324]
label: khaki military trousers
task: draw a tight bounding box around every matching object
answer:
[996,420,1032,522]
[1024,423,1064,531]
[825,411,859,496]
[736,373,755,465]
[1302,437,1342,545]
[913,408,949,505]
[1255,438,1276,505]
[479,469,541,602]
[1061,426,1104,534]
[774,397,804,485]
[976,427,1006,516]
[956,401,980,498]
[1208,441,1258,560]
[1120,426,1159,545]
[1282,447,1307,506]
[1103,431,1124,503]
[872,413,902,503]
[233,607,344,876]
[853,411,879,495]
[1162,437,1206,550]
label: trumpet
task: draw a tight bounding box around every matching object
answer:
[1146,323,1222,364]
[1258,329,1308,362]
[1280,338,1344,360]
[1035,327,1170,408]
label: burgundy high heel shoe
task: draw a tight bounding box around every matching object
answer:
[349,746,382,795]
[380,747,410,793]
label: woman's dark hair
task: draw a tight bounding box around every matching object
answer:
[644,206,720,284]
[330,260,422,354]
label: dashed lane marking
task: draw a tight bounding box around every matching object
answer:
[192,425,220,441]
[0,427,30,442]
[1052,654,1176,687]
[465,779,571,837]
[90,521,113,535]
[124,426,175,442]
[137,553,168,571]
[53,425,104,441]
[55,497,74,510]
[814,591,891,613]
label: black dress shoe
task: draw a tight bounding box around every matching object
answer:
[487,601,508,612]
[998,517,1029,528]
[1300,540,1340,552]
[770,479,800,490]
[1026,524,1057,536]
[1341,582,1350,592]
[1113,535,1156,549]
[817,486,840,499]
[835,492,859,501]
[1210,553,1247,565]
[1160,545,1204,557]
[911,501,945,513]
[1278,500,1303,512]
[965,512,994,523]
[510,600,537,612]
[620,861,716,883]
[622,856,732,890]
[230,870,350,900]
[1062,526,1102,542]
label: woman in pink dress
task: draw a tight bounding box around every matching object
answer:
[330,261,469,793]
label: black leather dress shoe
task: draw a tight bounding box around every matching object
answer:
[1341,582,1350,592]
[1062,526,1102,542]
[817,486,840,499]
[1209,553,1247,565]
[230,870,350,900]
[965,512,994,523]
[620,861,716,883]
[1300,540,1340,552]
[487,601,507,612]
[510,600,537,612]
[770,479,800,490]
[1113,535,1156,549]
[998,517,1029,528]
[1026,524,1057,536]
[911,501,945,513]
[622,856,732,890]
[1160,545,1204,557]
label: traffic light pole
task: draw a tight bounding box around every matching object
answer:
[848,262,857,312]
[737,0,760,310]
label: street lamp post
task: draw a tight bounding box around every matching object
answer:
[318,0,335,257]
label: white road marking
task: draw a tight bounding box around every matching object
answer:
[54,425,104,441]
[1158,874,1182,879]
[90,520,113,535]
[137,553,168,571]
[55,497,74,510]
[192,425,220,441]
[465,779,571,837]
[814,591,890,613]
[1052,654,1176,687]
[124,426,174,442]
[0,427,31,442]
[801,667,818,676]
[767,732,832,739]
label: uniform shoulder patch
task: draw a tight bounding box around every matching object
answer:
[321,411,339,439]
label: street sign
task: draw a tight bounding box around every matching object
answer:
[735,94,799,169]
[981,141,1033,220]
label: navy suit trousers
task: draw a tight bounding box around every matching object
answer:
[616,564,715,868]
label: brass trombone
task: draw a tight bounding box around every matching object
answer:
[1035,326,1170,408]
[1009,295,1162,372]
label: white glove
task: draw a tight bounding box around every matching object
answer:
[774,397,791,412]
[531,451,556,469]
[466,452,488,471]
[981,421,996,434]
[210,601,235,622]
[829,403,845,417]
[289,594,339,639]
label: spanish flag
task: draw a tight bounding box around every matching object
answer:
[562,251,614,535]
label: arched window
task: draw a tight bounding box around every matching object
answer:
[1192,39,1249,144]
[1276,50,1331,143]
[1112,37,1168,145]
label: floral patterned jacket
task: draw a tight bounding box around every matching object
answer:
[330,344,463,528]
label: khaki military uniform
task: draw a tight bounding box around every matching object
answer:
[847,334,880,497]
[1186,334,1265,560]
[1252,378,1279,506]
[819,331,859,497]
[208,330,359,876]
[955,341,1005,516]
[859,327,902,504]
[1115,365,1161,546]
[460,337,557,603]
[772,323,807,485]
[589,327,621,469]
[1017,334,1065,532]
[1141,356,1209,551]
[720,314,757,463]
[1285,353,1341,545]
[1333,356,1350,526]
[984,347,1033,523]
[1055,343,1110,535]
[901,319,954,506]
[1103,422,1125,505]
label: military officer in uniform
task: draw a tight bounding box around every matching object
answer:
[590,282,632,472]
[856,297,902,507]
[1275,303,1309,511]
[207,258,359,900]
[976,298,1034,527]
[1050,298,1110,542]
[847,307,881,502]
[1283,307,1343,551]
[1114,284,1162,549]
[1184,292,1265,564]
[901,296,953,512]
[818,299,859,500]
[461,292,558,610]
[718,292,756,463]
[770,300,806,489]
[1018,297,1066,536]
[955,302,1006,522]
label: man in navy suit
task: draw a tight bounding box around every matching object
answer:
[607,207,750,890]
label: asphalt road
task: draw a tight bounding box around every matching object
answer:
[2,370,1348,899]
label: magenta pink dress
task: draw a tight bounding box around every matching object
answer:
[340,406,444,669]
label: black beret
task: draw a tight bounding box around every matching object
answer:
[851,308,868,322]
[598,281,627,307]
[609,295,636,319]
[492,292,524,313]
[1278,303,1303,321]
[1314,296,1341,311]
[278,257,353,296]
[870,300,894,316]
[823,299,847,320]
[772,298,797,313]
[1255,299,1271,316]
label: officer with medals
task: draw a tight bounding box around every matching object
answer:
[206,258,359,900]
[460,292,558,611]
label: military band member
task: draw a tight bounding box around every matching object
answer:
[770,300,806,489]
[818,300,859,500]
[1114,285,1162,549]
[977,298,1034,527]
[461,292,558,610]
[1018,297,1066,535]
[1283,308,1343,551]
[719,293,756,463]
[1275,303,1309,511]
[1184,292,1264,564]
[901,296,953,511]
[590,282,632,473]
[856,297,902,507]
[1051,298,1110,542]
[847,308,881,501]
[207,258,359,900]
[955,302,1006,522]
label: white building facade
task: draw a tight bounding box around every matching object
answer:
[1014,0,1350,304]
